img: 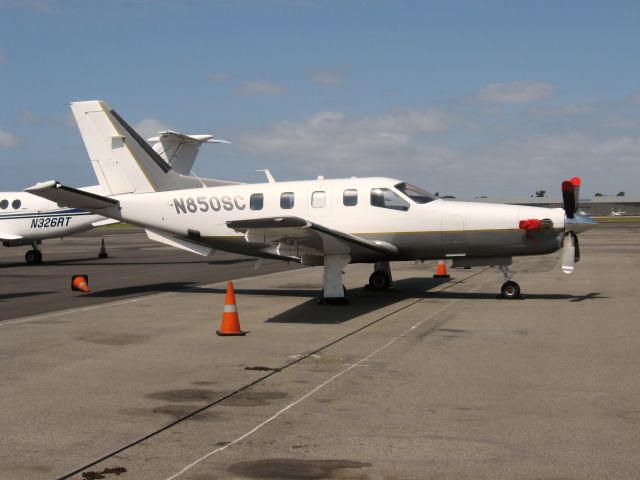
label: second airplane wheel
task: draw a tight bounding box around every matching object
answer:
[25,250,40,264]
[368,271,391,291]
[500,281,521,300]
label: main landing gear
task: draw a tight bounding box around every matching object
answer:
[498,265,522,299]
[317,254,351,305]
[25,244,43,264]
[366,261,393,291]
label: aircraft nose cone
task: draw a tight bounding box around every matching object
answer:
[566,213,598,233]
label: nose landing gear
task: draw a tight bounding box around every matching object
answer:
[498,265,522,299]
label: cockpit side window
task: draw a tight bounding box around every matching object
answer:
[395,182,437,204]
[370,188,410,211]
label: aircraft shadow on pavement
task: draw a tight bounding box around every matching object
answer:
[83,282,197,297]
[0,257,255,268]
[0,291,55,301]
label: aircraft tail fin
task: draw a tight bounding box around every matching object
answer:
[147,131,230,176]
[70,101,209,195]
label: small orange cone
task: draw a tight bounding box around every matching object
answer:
[98,238,109,258]
[217,281,246,336]
[433,260,450,279]
[71,275,90,292]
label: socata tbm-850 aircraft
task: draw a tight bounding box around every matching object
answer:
[27,100,597,302]
[1,128,228,263]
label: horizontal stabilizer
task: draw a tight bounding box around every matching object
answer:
[91,218,121,228]
[25,181,120,212]
[145,228,212,256]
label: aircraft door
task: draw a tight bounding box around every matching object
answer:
[308,187,332,219]
[441,215,467,254]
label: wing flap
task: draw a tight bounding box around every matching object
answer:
[145,228,212,256]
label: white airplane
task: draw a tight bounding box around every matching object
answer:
[26,100,597,301]
[610,208,627,216]
[1,129,227,263]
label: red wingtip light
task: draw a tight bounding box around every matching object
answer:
[570,176,581,187]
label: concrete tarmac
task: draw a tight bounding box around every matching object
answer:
[0,227,299,321]
[0,224,639,479]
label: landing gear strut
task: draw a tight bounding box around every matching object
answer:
[25,244,43,264]
[317,254,351,305]
[366,261,393,291]
[498,265,521,299]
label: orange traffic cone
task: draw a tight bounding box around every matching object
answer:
[71,275,90,292]
[98,238,109,258]
[217,281,246,336]
[433,260,450,279]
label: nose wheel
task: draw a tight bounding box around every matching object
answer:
[498,265,522,299]
[500,280,521,299]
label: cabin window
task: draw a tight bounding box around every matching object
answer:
[343,189,358,206]
[311,191,326,208]
[395,182,437,204]
[250,193,264,210]
[11,199,21,210]
[370,188,409,211]
[280,192,295,209]
[0,199,8,209]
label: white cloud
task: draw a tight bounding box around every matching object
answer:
[0,128,19,147]
[308,69,344,85]
[134,118,171,140]
[477,81,554,103]
[236,81,286,96]
[19,109,42,124]
[240,108,447,174]
[234,92,640,196]
[209,72,232,82]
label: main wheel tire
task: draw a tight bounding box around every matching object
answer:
[368,271,391,291]
[500,280,521,299]
[34,250,43,263]
[25,250,39,264]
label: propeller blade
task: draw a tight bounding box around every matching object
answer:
[562,177,581,219]
[561,233,575,274]
[574,233,580,262]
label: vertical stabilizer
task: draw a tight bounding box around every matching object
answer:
[70,101,206,195]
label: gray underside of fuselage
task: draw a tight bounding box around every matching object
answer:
[197,228,562,264]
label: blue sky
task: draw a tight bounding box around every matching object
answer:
[1,0,639,197]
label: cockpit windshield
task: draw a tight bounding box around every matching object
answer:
[395,182,438,204]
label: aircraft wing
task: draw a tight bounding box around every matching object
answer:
[0,233,23,241]
[25,181,120,214]
[226,216,398,260]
